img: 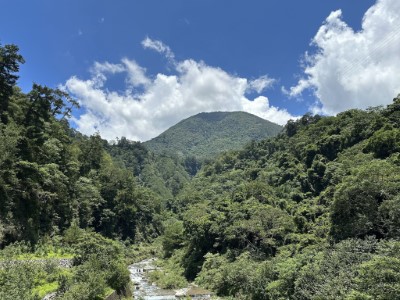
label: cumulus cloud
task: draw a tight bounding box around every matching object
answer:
[64,39,295,141]
[90,61,125,85]
[121,58,150,88]
[286,0,400,114]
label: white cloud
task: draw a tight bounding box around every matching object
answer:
[122,58,150,88]
[64,43,295,141]
[242,96,294,126]
[248,75,276,93]
[286,0,400,114]
[90,61,125,86]
[141,37,175,61]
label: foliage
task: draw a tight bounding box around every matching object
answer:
[162,218,185,258]
[144,111,282,159]
[148,250,188,289]
[0,42,162,245]
[106,138,191,199]
[0,259,41,300]
[158,100,400,298]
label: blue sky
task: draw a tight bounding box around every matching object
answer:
[1,0,399,141]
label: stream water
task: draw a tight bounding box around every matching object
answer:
[128,258,177,300]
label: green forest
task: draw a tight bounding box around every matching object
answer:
[1,43,400,299]
[144,111,282,159]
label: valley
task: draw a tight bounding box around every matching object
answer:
[1,42,400,300]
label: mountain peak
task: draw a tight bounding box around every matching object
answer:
[144,111,282,158]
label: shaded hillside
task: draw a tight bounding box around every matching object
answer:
[106,137,190,199]
[144,111,282,159]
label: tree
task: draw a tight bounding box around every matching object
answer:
[0,43,25,124]
[78,133,105,175]
[364,127,400,158]
[162,218,185,258]
[330,161,400,241]
[353,256,400,299]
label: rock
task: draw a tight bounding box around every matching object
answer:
[42,292,57,300]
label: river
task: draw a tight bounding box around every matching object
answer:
[129,258,212,299]
[129,258,177,300]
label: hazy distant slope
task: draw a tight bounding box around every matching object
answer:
[144,111,283,158]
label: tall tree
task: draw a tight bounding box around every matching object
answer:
[0,43,24,124]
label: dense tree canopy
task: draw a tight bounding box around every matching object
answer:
[0,44,162,246]
[158,95,400,299]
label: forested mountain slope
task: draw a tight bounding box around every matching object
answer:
[106,137,191,200]
[107,112,282,200]
[144,111,282,159]
[159,100,400,299]
[0,43,168,299]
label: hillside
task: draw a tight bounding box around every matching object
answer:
[0,44,158,299]
[106,138,191,199]
[144,111,282,159]
[157,99,400,299]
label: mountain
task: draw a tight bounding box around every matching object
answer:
[144,111,283,159]
[5,41,400,300]
[162,100,400,298]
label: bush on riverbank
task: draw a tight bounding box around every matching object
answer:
[148,249,188,289]
[0,228,132,300]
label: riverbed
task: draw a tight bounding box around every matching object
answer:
[129,258,176,300]
[129,259,212,300]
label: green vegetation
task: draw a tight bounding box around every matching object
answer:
[106,112,282,200]
[148,250,188,289]
[161,103,400,298]
[106,138,191,199]
[1,42,400,299]
[144,111,282,159]
[0,43,153,299]
[0,228,132,300]
[58,229,131,300]
[33,281,58,298]
[0,43,163,246]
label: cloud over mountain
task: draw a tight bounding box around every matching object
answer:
[64,38,295,141]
